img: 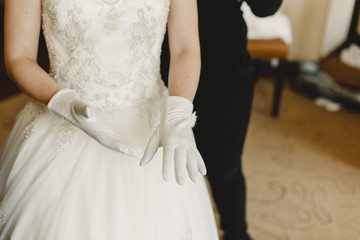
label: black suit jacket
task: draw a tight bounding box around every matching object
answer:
[161,0,283,83]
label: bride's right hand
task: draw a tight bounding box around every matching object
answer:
[47,89,141,157]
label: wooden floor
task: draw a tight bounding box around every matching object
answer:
[1,78,360,239]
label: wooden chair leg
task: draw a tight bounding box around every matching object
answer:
[271,59,286,117]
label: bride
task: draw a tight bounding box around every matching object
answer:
[0,0,219,239]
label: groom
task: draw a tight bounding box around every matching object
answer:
[161,0,282,239]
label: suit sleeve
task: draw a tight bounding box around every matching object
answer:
[244,0,283,17]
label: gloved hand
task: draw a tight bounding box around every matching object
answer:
[47,89,141,157]
[140,96,207,185]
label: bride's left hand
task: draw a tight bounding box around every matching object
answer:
[140,96,207,185]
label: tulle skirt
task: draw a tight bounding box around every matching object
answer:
[0,101,218,240]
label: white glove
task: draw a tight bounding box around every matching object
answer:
[140,96,207,185]
[47,89,141,157]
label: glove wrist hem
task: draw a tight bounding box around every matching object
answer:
[47,89,78,109]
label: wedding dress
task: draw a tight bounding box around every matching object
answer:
[0,0,219,239]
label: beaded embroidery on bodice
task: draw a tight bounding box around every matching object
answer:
[42,0,169,110]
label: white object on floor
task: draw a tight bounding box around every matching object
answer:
[340,44,360,69]
[242,2,293,45]
[314,97,342,112]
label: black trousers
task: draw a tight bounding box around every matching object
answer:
[193,69,254,240]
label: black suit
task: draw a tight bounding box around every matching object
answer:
[161,0,282,239]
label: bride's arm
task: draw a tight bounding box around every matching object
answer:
[166,0,201,102]
[4,0,61,104]
[140,0,205,184]
[4,0,141,156]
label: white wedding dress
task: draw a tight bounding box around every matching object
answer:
[0,0,219,239]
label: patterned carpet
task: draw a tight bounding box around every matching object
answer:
[0,78,360,239]
[245,78,360,240]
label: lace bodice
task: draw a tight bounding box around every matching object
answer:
[42,0,169,110]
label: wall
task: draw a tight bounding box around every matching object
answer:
[281,0,330,61]
[281,0,355,61]
[321,0,356,56]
